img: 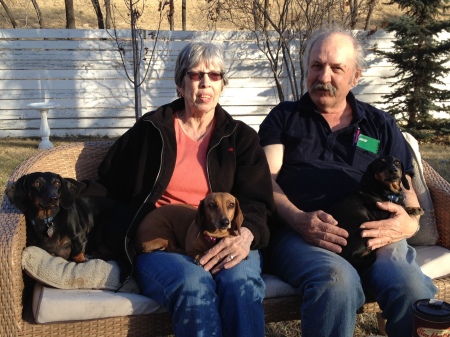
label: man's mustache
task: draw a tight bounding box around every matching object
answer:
[312,83,337,96]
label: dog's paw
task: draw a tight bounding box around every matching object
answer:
[71,252,88,263]
[404,207,425,216]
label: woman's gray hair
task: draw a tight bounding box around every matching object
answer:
[303,26,366,77]
[174,40,229,96]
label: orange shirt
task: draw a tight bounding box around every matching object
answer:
[155,113,213,208]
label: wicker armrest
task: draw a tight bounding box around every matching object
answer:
[0,141,114,336]
[423,160,450,250]
[0,199,27,336]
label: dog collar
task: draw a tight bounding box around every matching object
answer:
[31,217,55,238]
[204,234,217,244]
[387,194,405,204]
[31,216,54,226]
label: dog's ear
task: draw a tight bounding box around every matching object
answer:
[5,175,29,212]
[231,198,244,235]
[400,160,410,190]
[59,177,77,209]
[195,198,206,234]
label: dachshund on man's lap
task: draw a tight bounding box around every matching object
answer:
[325,156,424,268]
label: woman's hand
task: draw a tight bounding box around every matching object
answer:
[294,211,349,253]
[360,201,419,250]
[198,227,254,274]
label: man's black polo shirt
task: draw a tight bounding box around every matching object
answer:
[258,92,413,212]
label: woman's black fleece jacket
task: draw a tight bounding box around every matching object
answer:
[96,98,275,277]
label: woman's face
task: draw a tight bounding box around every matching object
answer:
[177,62,224,116]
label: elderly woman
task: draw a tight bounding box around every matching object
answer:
[97,41,274,336]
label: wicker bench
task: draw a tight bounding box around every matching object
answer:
[1,141,450,337]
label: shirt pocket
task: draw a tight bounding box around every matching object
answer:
[352,147,378,172]
[283,132,315,162]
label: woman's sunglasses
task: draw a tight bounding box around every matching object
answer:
[186,71,224,82]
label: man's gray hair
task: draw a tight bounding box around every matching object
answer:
[303,26,367,77]
[174,40,229,96]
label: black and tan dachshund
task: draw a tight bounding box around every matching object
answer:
[6,171,129,263]
[325,156,424,268]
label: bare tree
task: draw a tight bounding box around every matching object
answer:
[64,0,76,28]
[91,0,105,28]
[105,0,112,28]
[109,0,166,120]
[204,0,376,101]
[158,0,174,29]
[204,0,344,101]
[168,0,174,29]
[203,0,295,101]
[339,0,379,29]
[0,0,17,28]
[31,0,44,28]
[182,0,186,30]
[364,0,378,30]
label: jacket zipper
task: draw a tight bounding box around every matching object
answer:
[117,121,164,291]
[206,125,237,192]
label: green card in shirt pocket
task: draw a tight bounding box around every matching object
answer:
[356,134,380,154]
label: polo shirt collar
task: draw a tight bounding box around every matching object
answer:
[301,91,368,127]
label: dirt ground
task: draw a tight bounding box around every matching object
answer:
[0,0,402,30]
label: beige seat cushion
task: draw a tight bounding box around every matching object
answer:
[415,245,450,279]
[32,283,164,323]
[25,243,450,323]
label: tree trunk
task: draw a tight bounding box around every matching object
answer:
[91,0,105,29]
[31,0,45,28]
[0,0,17,28]
[348,0,359,29]
[64,0,76,28]
[364,0,377,30]
[182,0,186,30]
[104,0,112,29]
[169,0,174,30]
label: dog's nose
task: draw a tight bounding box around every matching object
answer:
[388,165,398,173]
[48,195,59,205]
[219,218,230,229]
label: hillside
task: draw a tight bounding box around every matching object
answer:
[0,0,403,30]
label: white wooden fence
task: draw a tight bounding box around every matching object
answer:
[0,29,448,138]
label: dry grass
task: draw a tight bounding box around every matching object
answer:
[0,0,403,30]
[0,137,110,193]
[419,143,450,181]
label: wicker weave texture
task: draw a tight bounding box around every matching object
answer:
[1,142,450,337]
[423,160,450,249]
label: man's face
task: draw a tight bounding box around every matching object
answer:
[306,33,361,113]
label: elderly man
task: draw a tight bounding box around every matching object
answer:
[259,26,437,337]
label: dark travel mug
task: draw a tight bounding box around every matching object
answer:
[412,299,450,337]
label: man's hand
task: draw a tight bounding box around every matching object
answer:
[293,210,349,253]
[360,201,419,250]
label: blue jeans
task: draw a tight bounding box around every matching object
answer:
[268,227,437,337]
[135,250,265,337]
